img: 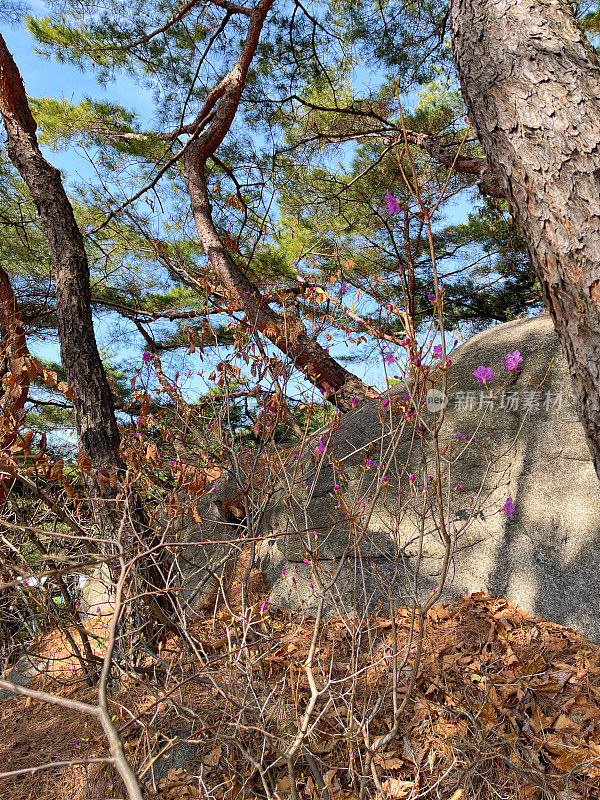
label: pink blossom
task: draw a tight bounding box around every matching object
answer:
[385,189,401,215]
[384,351,395,364]
[433,344,444,359]
[341,281,348,294]
[504,349,523,372]
[316,438,326,455]
[503,496,515,520]
[142,351,152,363]
[472,365,494,386]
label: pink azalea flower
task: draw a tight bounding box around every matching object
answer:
[142,351,152,363]
[385,189,401,215]
[428,294,436,303]
[504,349,523,372]
[316,438,326,455]
[341,281,348,294]
[503,496,515,520]
[384,351,396,364]
[433,344,444,359]
[473,365,494,386]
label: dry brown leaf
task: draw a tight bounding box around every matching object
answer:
[553,713,580,733]
[203,745,222,767]
[309,735,336,754]
[520,654,547,676]
[146,442,158,461]
[375,756,404,770]
[529,703,553,734]
[381,778,414,798]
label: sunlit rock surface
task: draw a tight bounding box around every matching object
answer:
[258,316,600,641]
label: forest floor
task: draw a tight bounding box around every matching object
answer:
[2,570,600,800]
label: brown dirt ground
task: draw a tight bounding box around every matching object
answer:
[2,575,600,800]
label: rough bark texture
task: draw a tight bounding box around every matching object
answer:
[450,0,600,478]
[0,266,30,445]
[0,34,122,472]
[182,0,378,411]
[0,266,31,504]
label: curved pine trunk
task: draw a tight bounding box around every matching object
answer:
[180,0,377,412]
[450,0,600,477]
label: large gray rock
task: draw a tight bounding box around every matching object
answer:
[0,654,43,700]
[168,486,245,612]
[78,477,245,617]
[259,315,600,640]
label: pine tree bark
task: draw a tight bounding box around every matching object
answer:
[450,0,600,478]
[0,266,30,443]
[0,265,31,507]
[0,34,123,476]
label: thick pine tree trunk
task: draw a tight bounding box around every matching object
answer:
[0,34,123,478]
[450,0,600,478]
